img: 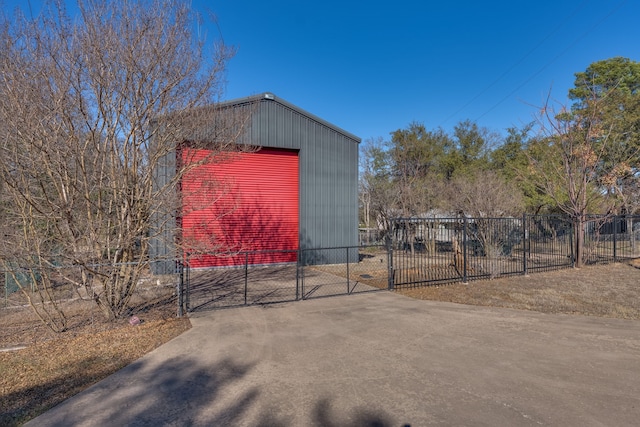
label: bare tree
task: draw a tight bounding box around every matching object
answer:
[443,170,523,275]
[445,170,524,219]
[358,137,401,239]
[528,96,627,267]
[0,0,247,327]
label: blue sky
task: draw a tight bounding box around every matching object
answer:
[206,0,637,141]
[4,0,638,142]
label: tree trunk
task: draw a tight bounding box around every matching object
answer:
[452,235,464,276]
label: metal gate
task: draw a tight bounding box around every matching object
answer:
[176,215,640,313]
[179,246,388,313]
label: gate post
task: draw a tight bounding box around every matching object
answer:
[613,216,618,262]
[300,249,306,299]
[462,217,468,284]
[177,259,184,318]
[522,213,528,276]
[387,235,394,290]
[295,249,300,301]
[244,252,249,305]
[346,247,351,294]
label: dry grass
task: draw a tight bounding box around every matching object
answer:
[398,260,640,320]
[0,284,191,427]
[2,261,640,426]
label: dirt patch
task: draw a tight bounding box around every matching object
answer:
[399,261,640,320]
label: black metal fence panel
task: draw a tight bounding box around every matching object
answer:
[389,214,640,289]
[524,215,574,273]
[182,246,388,312]
[300,245,388,299]
[5,215,639,311]
[465,216,525,280]
[390,216,531,287]
[183,250,299,312]
[583,215,640,264]
[614,216,640,260]
[389,217,462,287]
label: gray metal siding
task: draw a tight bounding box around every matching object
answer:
[246,97,359,252]
[149,149,177,274]
[149,94,360,269]
[299,120,359,253]
[249,97,359,255]
[250,100,302,150]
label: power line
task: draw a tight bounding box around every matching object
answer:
[438,1,590,127]
[474,0,628,124]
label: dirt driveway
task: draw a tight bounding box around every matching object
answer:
[26,285,640,426]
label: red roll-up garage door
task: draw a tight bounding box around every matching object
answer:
[180,147,299,267]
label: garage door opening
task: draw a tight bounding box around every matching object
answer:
[180,147,299,267]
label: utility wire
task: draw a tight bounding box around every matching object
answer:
[439,0,589,127]
[474,0,627,124]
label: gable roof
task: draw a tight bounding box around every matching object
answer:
[220,92,361,143]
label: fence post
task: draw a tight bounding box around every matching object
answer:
[387,236,394,290]
[462,217,468,284]
[300,249,306,299]
[346,247,351,294]
[613,215,618,262]
[185,255,190,312]
[295,249,300,301]
[522,213,528,276]
[244,252,249,305]
[183,253,191,312]
[177,260,184,318]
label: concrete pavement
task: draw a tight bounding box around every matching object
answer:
[26,291,640,426]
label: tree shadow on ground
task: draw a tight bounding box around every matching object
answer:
[187,265,299,311]
[313,397,406,427]
[15,353,407,427]
[20,356,259,427]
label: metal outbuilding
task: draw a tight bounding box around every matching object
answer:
[150,93,360,272]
